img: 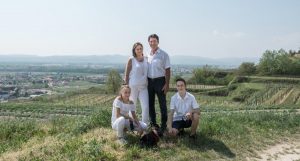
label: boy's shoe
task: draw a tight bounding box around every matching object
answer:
[178,128,185,136]
[189,134,197,140]
[118,137,128,145]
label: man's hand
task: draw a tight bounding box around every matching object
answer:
[162,83,169,95]
[185,112,192,120]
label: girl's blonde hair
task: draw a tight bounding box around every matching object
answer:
[118,85,131,102]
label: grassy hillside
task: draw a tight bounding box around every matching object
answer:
[0,76,300,160]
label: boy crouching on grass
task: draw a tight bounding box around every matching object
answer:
[167,78,200,139]
[111,85,147,144]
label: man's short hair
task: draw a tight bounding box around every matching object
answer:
[148,34,159,43]
[176,78,186,86]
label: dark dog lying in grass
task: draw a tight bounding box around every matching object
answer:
[140,124,160,147]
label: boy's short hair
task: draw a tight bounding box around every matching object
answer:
[175,78,186,86]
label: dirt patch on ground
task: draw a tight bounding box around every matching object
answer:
[255,134,300,161]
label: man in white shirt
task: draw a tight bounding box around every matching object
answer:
[147,34,171,134]
[167,78,200,139]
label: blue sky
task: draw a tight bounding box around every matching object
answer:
[0,0,299,58]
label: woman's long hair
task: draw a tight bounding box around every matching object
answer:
[132,42,143,57]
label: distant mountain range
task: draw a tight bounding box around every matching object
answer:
[0,55,259,67]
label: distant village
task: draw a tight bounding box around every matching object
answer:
[0,64,194,102]
[0,72,106,102]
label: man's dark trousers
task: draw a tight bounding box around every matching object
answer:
[148,77,167,130]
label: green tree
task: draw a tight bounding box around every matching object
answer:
[257,50,277,75]
[106,69,122,94]
[237,62,256,76]
[257,49,296,75]
[191,68,205,84]
[291,59,300,75]
[274,50,292,74]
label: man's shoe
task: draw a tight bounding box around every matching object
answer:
[157,128,164,137]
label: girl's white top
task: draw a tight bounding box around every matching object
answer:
[111,97,136,124]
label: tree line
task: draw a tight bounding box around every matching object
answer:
[237,49,300,76]
[105,48,300,92]
[181,49,300,86]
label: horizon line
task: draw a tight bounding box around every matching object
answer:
[0,53,260,59]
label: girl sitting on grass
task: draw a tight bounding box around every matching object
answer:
[111,85,147,144]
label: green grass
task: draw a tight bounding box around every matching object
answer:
[1,108,299,160]
[1,112,300,160]
[0,107,111,155]
[0,119,44,154]
[1,77,300,160]
[123,111,299,160]
[130,111,299,160]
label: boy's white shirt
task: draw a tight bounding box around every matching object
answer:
[170,92,200,121]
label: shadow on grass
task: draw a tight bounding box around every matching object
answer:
[124,132,235,159]
[181,132,236,158]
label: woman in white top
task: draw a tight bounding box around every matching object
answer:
[111,85,147,144]
[124,42,149,124]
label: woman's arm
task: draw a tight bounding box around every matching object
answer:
[124,58,132,85]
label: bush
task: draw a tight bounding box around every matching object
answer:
[237,62,256,76]
[190,66,234,85]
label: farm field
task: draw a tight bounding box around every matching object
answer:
[0,76,299,160]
